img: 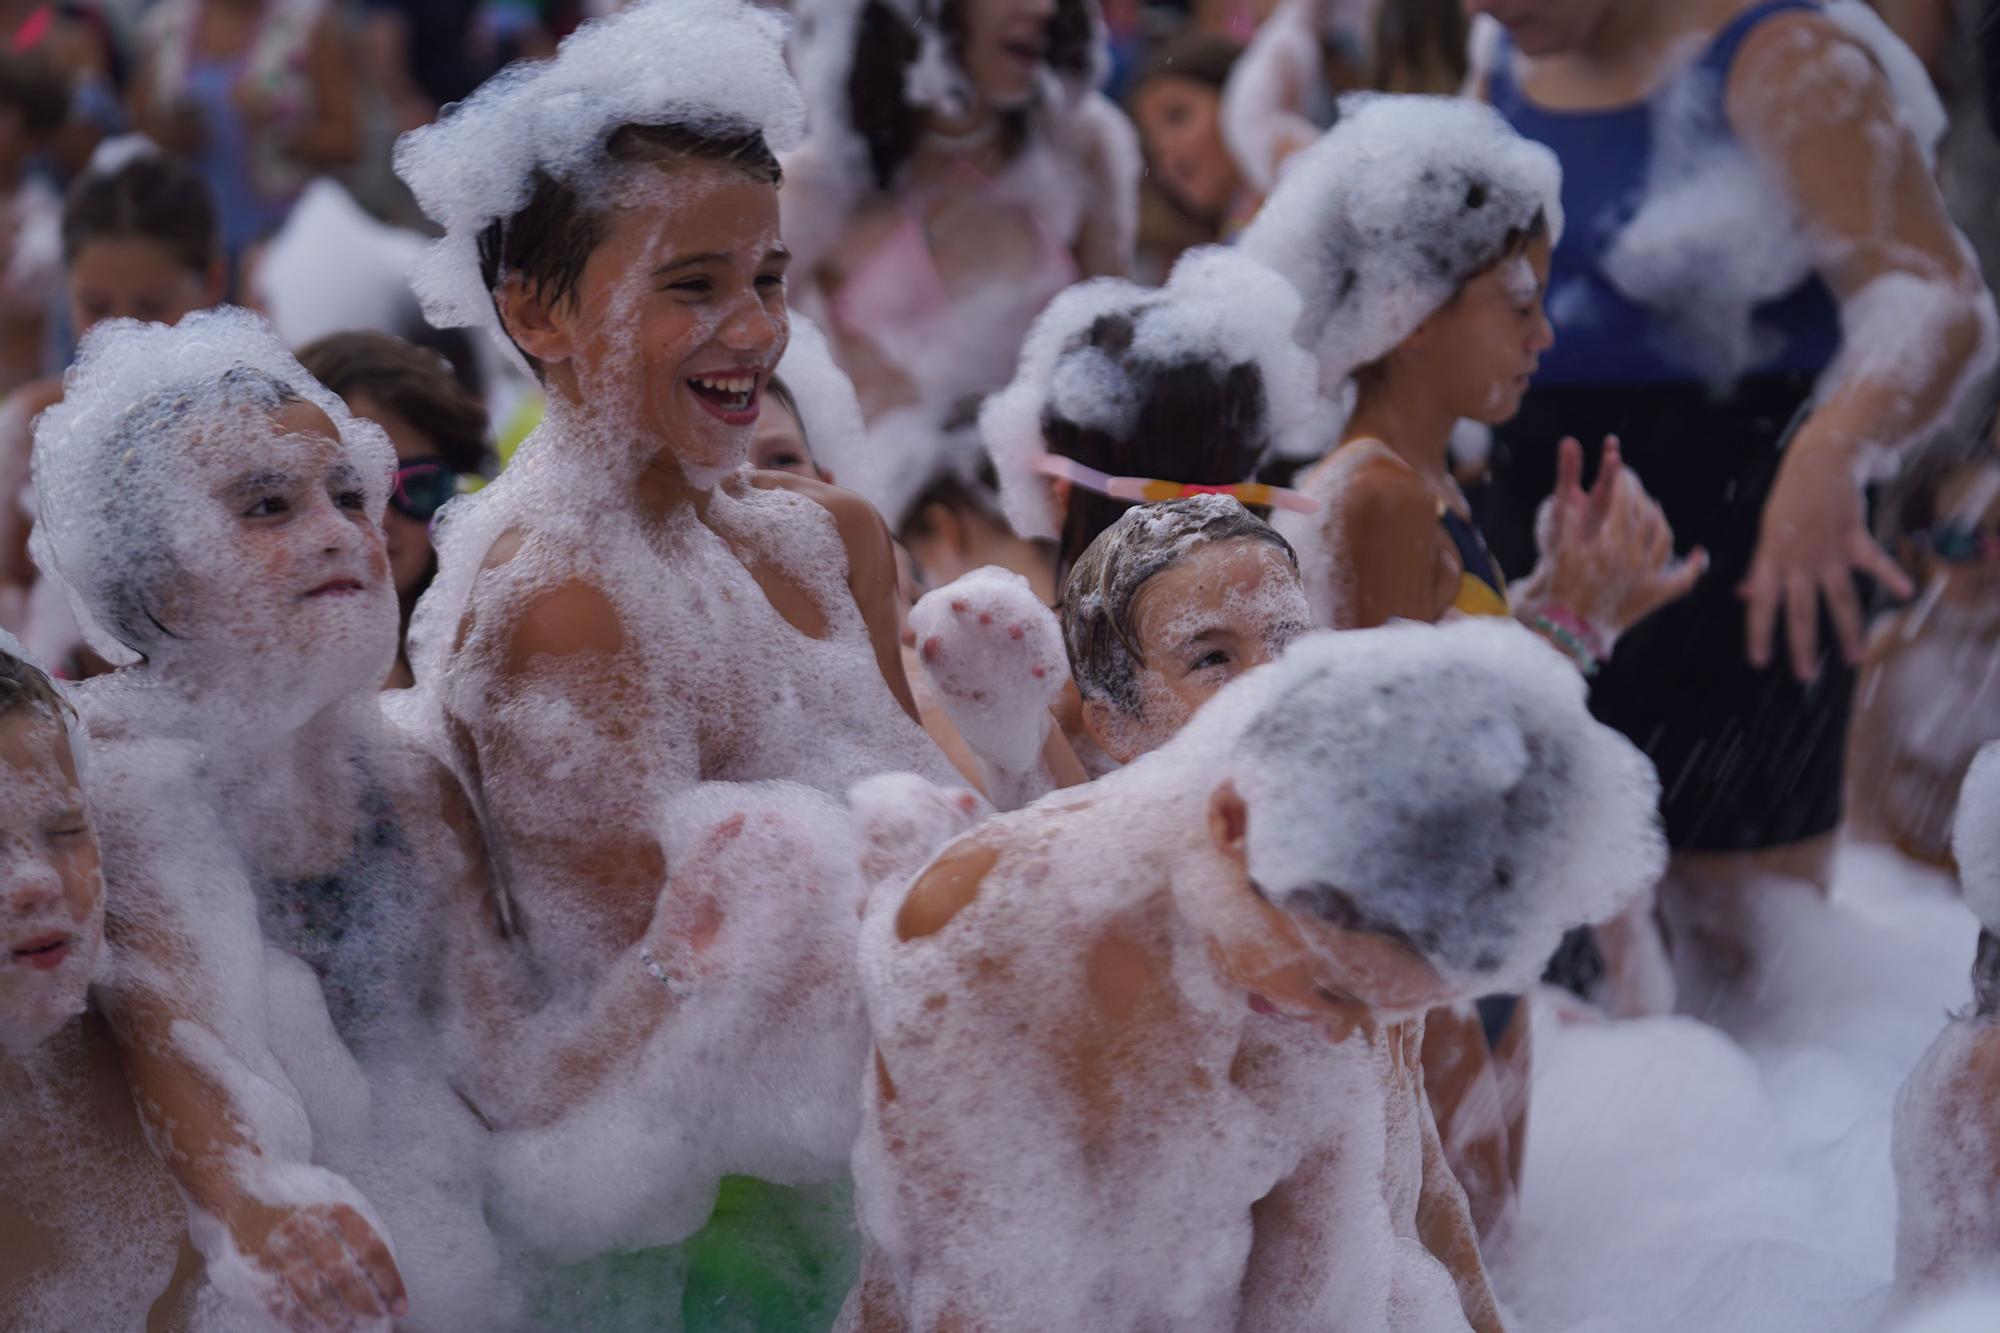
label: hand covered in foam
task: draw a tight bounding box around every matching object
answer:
[194,1177,406,1333]
[848,771,988,891]
[1522,435,1708,650]
[910,567,1069,808]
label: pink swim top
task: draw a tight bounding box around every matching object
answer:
[830,158,1079,364]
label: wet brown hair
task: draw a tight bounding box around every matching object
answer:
[477,121,782,374]
[1059,496,1297,715]
[296,331,493,478]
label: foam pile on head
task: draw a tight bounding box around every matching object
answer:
[1240,94,1562,388]
[394,0,806,346]
[30,307,392,666]
[1179,618,1663,997]
[981,246,1325,541]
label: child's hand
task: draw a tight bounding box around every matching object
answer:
[1533,436,1708,641]
[226,1195,407,1330]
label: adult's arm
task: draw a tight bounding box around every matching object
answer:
[1729,12,1997,677]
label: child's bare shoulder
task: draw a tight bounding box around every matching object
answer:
[471,526,628,673]
[894,831,1009,944]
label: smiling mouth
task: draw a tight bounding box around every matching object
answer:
[688,374,758,414]
[305,578,364,599]
[10,933,70,971]
[1002,39,1045,65]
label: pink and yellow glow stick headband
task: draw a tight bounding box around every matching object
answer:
[1031,453,1321,515]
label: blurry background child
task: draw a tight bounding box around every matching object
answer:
[1847,432,2000,872]
[297,329,495,688]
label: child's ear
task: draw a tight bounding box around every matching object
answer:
[1205,779,1250,867]
[1081,696,1135,765]
[496,275,574,367]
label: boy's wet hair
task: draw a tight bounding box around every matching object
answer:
[297,331,494,479]
[1043,307,1272,580]
[62,149,220,272]
[846,0,1097,193]
[0,646,74,732]
[94,368,302,653]
[1059,496,1296,717]
[0,51,70,141]
[476,120,781,375]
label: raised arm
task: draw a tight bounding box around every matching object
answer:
[1729,12,1998,676]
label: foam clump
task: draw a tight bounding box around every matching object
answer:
[485,780,878,1256]
[909,567,1068,806]
[981,246,1325,540]
[394,0,805,340]
[30,307,393,669]
[1238,94,1562,387]
[773,312,868,482]
[254,180,428,348]
[1211,618,1664,997]
[1958,743,2000,933]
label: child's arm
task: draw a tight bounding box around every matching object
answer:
[102,887,405,1329]
[1329,452,1456,629]
[753,473,924,723]
[1416,1073,1506,1333]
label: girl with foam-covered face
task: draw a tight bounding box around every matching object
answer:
[28,318,426,1329]
[0,648,206,1331]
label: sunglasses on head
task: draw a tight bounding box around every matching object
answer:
[1917,519,2000,564]
[390,458,459,523]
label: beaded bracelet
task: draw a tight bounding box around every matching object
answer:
[1529,612,1601,677]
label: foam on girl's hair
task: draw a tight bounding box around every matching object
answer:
[1239,93,1562,388]
[393,0,806,342]
[80,132,162,179]
[29,307,393,667]
[981,247,1325,542]
[1192,618,1664,998]
[771,312,867,481]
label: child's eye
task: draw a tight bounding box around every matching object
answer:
[334,489,367,511]
[1191,649,1230,671]
[244,495,290,518]
[667,278,713,296]
[756,273,786,291]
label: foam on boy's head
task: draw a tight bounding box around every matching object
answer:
[0,636,102,1056]
[393,0,805,352]
[981,248,1322,561]
[1184,620,1661,995]
[1239,94,1562,387]
[31,308,393,668]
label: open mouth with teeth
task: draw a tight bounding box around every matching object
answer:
[687,374,760,416]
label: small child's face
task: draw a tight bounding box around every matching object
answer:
[0,713,103,1054]
[1922,463,2000,608]
[184,400,396,686]
[749,397,823,480]
[559,160,790,481]
[68,237,217,340]
[1119,539,1312,755]
[1404,231,1554,427]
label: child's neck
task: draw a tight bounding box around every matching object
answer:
[1344,382,1456,489]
